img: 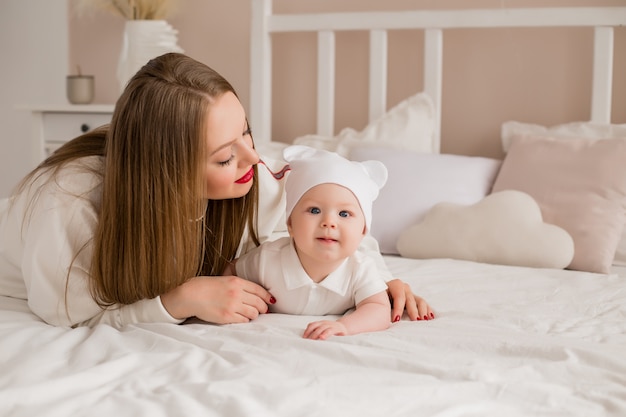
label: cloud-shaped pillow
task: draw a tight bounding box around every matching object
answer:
[396,190,574,269]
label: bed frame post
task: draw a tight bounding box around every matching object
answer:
[250,0,273,143]
[591,26,614,124]
[423,29,443,153]
[369,30,388,122]
[317,31,336,136]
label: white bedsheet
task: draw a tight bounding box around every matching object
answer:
[1,257,625,417]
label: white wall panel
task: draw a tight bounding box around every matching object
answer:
[0,0,68,197]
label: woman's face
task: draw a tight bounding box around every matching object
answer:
[203,91,259,200]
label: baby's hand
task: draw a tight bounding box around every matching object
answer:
[303,320,348,340]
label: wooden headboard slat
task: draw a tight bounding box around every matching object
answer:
[250,0,625,147]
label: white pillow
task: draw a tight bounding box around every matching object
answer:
[397,190,575,269]
[350,147,502,255]
[256,141,290,161]
[294,92,436,156]
[502,120,626,266]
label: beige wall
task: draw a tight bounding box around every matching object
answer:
[69,0,626,159]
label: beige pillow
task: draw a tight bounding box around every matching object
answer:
[501,120,626,153]
[502,120,626,266]
[293,92,436,156]
[492,135,626,274]
[396,190,574,269]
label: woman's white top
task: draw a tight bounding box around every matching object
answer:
[0,155,392,328]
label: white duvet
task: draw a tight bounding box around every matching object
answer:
[1,257,625,417]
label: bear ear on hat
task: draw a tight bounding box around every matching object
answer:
[360,160,388,189]
[283,145,319,162]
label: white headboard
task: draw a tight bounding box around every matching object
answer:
[250,1,626,151]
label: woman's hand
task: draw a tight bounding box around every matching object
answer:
[161,275,276,324]
[387,279,434,322]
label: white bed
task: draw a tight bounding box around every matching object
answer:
[2,2,626,416]
[2,260,625,416]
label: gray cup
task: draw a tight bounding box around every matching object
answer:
[66,75,95,104]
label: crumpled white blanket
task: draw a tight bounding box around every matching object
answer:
[1,257,625,417]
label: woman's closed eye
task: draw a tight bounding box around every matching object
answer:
[218,155,234,166]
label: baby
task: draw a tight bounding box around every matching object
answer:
[228,145,390,340]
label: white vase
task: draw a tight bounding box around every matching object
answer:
[117,20,184,92]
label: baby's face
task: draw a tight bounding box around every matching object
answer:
[287,183,366,264]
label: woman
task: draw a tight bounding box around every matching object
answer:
[0,53,431,328]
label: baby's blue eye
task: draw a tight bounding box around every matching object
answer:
[339,210,349,218]
[309,207,321,214]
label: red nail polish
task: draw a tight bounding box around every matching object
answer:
[423,315,428,320]
[416,316,422,321]
[270,296,276,304]
[430,312,434,319]
[393,315,400,323]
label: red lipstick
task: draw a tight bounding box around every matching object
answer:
[235,167,254,184]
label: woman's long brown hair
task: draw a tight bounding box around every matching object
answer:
[17,53,259,307]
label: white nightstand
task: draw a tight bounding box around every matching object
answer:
[27,104,114,161]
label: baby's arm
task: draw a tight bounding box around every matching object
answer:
[302,291,391,340]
